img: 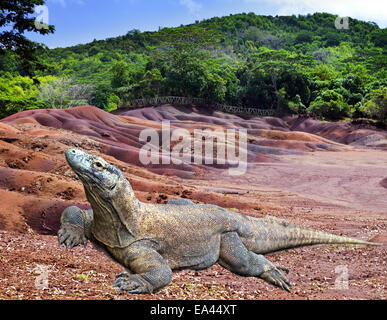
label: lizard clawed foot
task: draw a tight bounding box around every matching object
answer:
[259,267,293,292]
[113,272,152,294]
[273,263,290,274]
[58,224,87,251]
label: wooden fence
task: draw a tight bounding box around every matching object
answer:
[125,96,276,116]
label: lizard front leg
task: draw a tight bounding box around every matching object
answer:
[58,206,93,250]
[109,241,172,294]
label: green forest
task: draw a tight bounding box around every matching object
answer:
[1,10,386,122]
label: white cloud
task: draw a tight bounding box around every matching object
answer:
[244,0,387,27]
[180,0,202,15]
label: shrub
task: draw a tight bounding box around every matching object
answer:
[307,89,349,119]
[360,87,387,122]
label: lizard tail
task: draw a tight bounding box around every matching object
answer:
[245,216,380,254]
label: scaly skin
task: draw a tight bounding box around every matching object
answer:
[58,149,379,294]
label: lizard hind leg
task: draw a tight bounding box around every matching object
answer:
[218,231,292,292]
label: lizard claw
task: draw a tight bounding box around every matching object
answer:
[57,224,87,251]
[83,238,88,248]
[274,264,290,274]
[113,273,151,294]
[57,229,69,246]
[260,268,293,292]
[113,273,128,288]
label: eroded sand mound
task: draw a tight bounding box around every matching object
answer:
[287,116,387,148]
[0,105,386,235]
[0,105,386,300]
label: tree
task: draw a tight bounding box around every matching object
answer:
[153,25,220,54]
[0,72,47,117]
[110,61,130,89]
[294,31,313,44]
[201,71,227,103]
[0,11,385,121]
[37,78,94,109]
[370,29,387,47]
[109,60,132,106]
[360,87,387,122]
[138,68,165,98]
[251,47,313,110]
[288,94,306,114]
[89,83,113,109]
[312,48,332,64]
[0,0,55,76]
[164,50,208,98]
[307,89,349,120]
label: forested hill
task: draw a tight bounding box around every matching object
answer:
[52,12,384,56]
[1,12,386,122]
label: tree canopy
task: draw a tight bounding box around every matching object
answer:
[0,11,386,123]
[0,0,55,76]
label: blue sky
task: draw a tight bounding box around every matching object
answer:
[26,0,387,48]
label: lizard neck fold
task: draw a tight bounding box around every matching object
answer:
[85,177,140,248]
[111,177,141,229]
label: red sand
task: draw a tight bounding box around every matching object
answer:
[0,105,385,300]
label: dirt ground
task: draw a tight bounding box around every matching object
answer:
[0,106,385,300]
[0,187,385,300]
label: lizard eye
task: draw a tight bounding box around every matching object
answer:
[94,160,105,169]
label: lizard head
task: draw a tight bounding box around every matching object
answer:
[65,148,123,199]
